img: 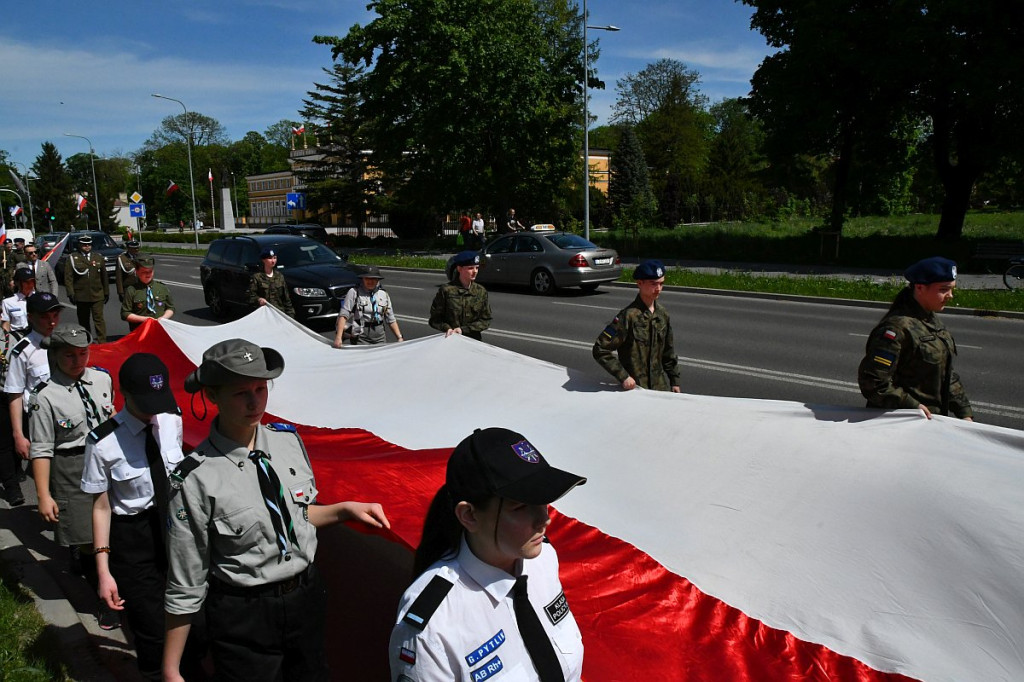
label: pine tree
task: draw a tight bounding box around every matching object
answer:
[608,126,657,236]
[31,142,75,231]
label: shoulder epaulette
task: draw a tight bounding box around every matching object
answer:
[91,366,110,375]
[266,423,297,433]
[175,406,183,416]
[88,417,121,443]
[402,575,454,631]
[30,381,48,395]
[10,338,30,357]
[169,453,205,490]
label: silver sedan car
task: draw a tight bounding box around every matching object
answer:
[449,227,623,294]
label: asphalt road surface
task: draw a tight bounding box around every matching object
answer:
[81,252,1024,431]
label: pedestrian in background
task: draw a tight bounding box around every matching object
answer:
[116,240,142,302]
[429,251,492,341]
[64,235,109,343]
[593,260,681,392]
[20,244,59,295]
[247,248,295,318]
[470,212,486,249]
[333,266,404,347]
[121,256,175,331]
[858,256,972,420]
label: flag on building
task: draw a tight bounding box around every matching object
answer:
[9,205,23,217]
[166,180,180,196]
[76,194,88,211]
[292,124,305,135]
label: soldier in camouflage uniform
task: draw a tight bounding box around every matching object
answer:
[858,256,972,420]
[247,248,295,318]
[593,260,681,392]
[115,239,142,302]
[64,235,110,343]
[429,250,492,341]
[120,256,175,331]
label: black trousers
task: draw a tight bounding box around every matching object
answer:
[0,398,23,490]
[205,565,329,682]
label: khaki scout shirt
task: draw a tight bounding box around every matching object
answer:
[340,285,395,343]
[165,420,320,615]
[428,281,492,341]
[29,367,115,459]
[858,291,972,418]
[593,295,681,391]
[65,250,109,303]
[120,280,176,327]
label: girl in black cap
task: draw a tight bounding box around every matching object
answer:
[390,427,587,682]
[162,338,389,682]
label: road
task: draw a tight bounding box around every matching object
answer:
[88,252,1024,431]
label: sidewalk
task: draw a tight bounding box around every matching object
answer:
[1,473,144,682]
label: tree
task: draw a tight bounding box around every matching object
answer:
[31,142,75,230]
[608,126,656,235]
[142,112,229,151]
[611,58,705,127]
[706,98,767,221]
[318,0,587,235]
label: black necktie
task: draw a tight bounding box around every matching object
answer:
[512,575,564,682]
[74,380,103,428]
[144,424,169,522]
[248,450,298,558]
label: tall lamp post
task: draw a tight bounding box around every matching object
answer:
[63,133,103,231]
[582,0,619,242]
[152,93,199,249]
[10,162,35,232]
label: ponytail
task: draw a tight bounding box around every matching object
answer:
[413,484,493,578]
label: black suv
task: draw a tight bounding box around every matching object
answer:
[264,224,330,244]
[199,234,361,324]
[53,231,124,283]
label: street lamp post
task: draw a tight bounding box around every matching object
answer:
[582,0,619,242]
[152,93,200,249]
[10,162,35,233]
[63,133,103,231]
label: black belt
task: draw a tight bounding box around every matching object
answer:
[54,446,86,457]
[209,565,314,598]
[111,506,156,523]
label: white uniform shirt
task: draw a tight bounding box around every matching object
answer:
[3,329,50,407]
[81,410,185,516]
[1,291,30,331]
[471,218,485,237]
[390,538,584,682]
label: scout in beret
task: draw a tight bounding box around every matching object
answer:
[593,259,681,392]
[120,256,175,331]
[858,256,972,421]
[429,250,491,340]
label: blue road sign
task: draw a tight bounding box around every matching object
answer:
[286,192,306,210]
[129,203,146,218]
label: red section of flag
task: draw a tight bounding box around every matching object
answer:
[0,223,6,244]
[76,194,87,211]
[208,169,213,183]
[166,181,180,196]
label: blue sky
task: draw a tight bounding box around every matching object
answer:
[0,0,773,171]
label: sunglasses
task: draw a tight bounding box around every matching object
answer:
[25,251,38,256]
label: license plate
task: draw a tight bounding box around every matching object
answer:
[594,257,612,266]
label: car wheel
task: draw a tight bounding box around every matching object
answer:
[580,283,600,292]
[531,269,556,295]
[206,284,228,318]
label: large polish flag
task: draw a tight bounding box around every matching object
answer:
[89,308,1024,682]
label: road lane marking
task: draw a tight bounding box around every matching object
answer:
[383,285,424,290]
[163,280,204,290]
[848,333,983,350]
[552,302,619,311]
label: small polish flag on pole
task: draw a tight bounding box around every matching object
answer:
[292,124,305,135]
[9,205,23,217]
[166,180,180,196]
[208,169,214,184]
[76,194,88,211]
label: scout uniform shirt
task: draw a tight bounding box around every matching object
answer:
[30,366,115,546]
[858,293,972,418]
[247,271,295,318]
[428,281,492,341]
[390,538,584,682]
[4,329,50,412]
[116,253,140,299]
[340,285,395,344]
[165,421,319,615]
[593,295,681,391]
[65,250,109,303]
[121,280,176,330]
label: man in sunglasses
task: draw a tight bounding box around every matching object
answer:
[20,246,59,295]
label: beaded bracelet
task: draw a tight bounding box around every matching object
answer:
[94,546,111,554]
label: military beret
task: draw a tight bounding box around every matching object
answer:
[43,323,91,349]
[905,257,957,284]
[134,256,156,269]
[633,260,666,280]
[13,268,36,282]
[125,240,141,249]
[184,338,284,393]
[77,235,93,245]
[453,250,481,267]
[13,237,25,244]
[260,248,277,259]
[27,292,62,314]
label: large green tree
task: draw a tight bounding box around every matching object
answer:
[31,142,75,231]
[706,98,767,221]
[318,0,587,234]
[608,126,656,234]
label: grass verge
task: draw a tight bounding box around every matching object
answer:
[0,570,71,682]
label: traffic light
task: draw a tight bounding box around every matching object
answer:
[45,206,55,223]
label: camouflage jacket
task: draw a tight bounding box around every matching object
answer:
[593,295,680,391]
[120,280,176,328]
[857,290,972,418]
[429,281,491,341]
[247,271,295,318]
[64,251,109,302]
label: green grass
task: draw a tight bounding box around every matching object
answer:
[0,572,71,682]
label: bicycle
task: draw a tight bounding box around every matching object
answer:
[1005,258,1024,290]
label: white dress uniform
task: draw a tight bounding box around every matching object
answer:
[3,329,49,408]
[390,538,584,682]
[1,291,30,332]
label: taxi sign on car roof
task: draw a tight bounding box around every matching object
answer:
[530,224,556,232]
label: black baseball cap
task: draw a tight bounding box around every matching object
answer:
[184,338,285,392]
[447,428,586,505]
[27,292,62,314]
[13,268,36,282]
[120,353,177,415]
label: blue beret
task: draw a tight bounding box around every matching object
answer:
[905,257,957,284]
[453,250,481,267]
[260,248,277,259]
[633,260,666,280]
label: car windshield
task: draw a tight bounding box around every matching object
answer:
[272,241,343,267]
[546,233,597,250]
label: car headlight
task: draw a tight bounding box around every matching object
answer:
[292,287,327,298]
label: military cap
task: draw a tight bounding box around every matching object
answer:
[13,268,36,282]
[27,291,62,314]
[120,353,177,415]
[125,240,141,249]
[42,323,92,348]
[13,237,25,245]
[452,250,481,267]
[447,427,586,506]
[134,256,156,269]
[633,260,666,280]
[905,257,957,284]
[359,265,384,280]
[184,338,285,393]
[259,248,277,259]
[77,235,94,245]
